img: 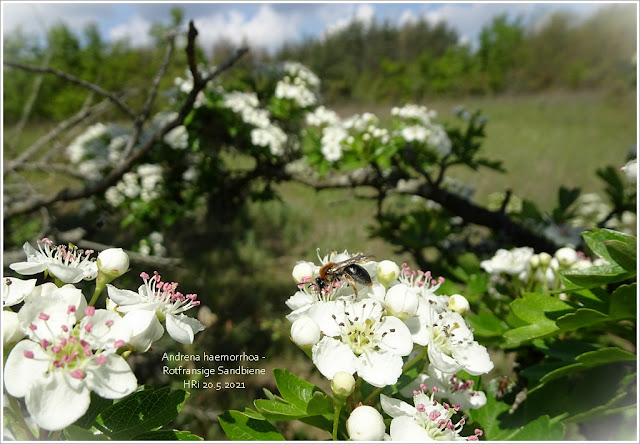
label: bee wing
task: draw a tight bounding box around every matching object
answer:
[327,254,375,273]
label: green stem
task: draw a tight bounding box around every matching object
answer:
[89,279,108,306]
[332,398,344,440]
[7,395,37,440]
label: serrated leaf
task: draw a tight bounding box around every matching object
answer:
[556,308,609,331]
[94,387,188,440]
[604,239,637,272]
[306,391,334,416]
[218,410,285,441]
[503,323,559,348]
[132,430,203,440]
[609,284,637,319]
[272,369,328,412]
[510,293,572,324]
[242,408,266,420]
[504,415,564,440]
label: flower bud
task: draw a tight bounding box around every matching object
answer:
[377,260,400,287]
[555,247,578,268]
[98,248,130,279]
[538,252,552,268]
[347,405,386,441]
[292,261,314,284]
[290,316,321,347]
[529,254,540,269]
[448,293,470,315]
[331,371,355,398]
[384,284,418,319]
[2,311,25,346]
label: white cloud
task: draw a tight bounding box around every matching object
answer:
[108,15,153,47]
[194,4,302,54]
[324,3,376,37]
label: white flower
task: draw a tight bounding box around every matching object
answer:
[97,248,130,280]
[347,405,386,441]
[401,125,430,143]
[381,386,482,441]
[251,125,287,156]
[121,310,164,352]
[290,316,321,347]
[306,106,339,127]
[400,366,487,411]
[331,371,355,398]
[620,158,637,184]
[107,271,205,344]
[9,239,98,283]
[4,287,136,430]
[321,125,347,162]
[425,308,493,376]
[311,298,413,387]
[163,125,188,149]
[3,276,37,307]
[292,261,316,283]
[480,247,534,278]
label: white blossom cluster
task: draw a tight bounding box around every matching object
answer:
[138,231,167,257]
[305,106,340,127]
[481,246,607,295]
[66,123,130,180]
[3,241,205,431]
[105,163,163,207]
[221,91,287,156]
[392,104,452,156]
[287,250,491,440]
[274,74,317,108]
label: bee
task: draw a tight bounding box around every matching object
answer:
[310,254,374,296]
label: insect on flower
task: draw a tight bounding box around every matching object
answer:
[310,254,374,296]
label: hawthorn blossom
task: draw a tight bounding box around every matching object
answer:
[4,286,136,430]
[311,298,413,387]
[381,386,483,441]
[10,238,98,283]
[480,247,534,279]
[347,405,387,441]
[107,271,205,345]
[3,276,37,308]
[400,366,487,411]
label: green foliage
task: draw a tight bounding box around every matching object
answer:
[64,387,198,440]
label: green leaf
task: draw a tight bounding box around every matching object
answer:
[503,293,572,347]
[604,239,637,272]
[132,430,203,440]
[272,368,329,412]
[467,311,507,338]
[218,410,285,441]
[583,228,636,264]
[574,347,636,366]
[609,284,637,319]
[556,308,609,331]
[254,399,307,420]
[63,425,109,440]
[504,415,564,440]
[467,385,511,440]
[73,392,112,429]
[94,387,189,440]
[560,263,633,288]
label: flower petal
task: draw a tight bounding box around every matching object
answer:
[356,351,403,387]
[307,301,346,337]
[375,316,413,356]
[86,354,137,399]
[312,337,356,380]
[80,310,131,350]
[4,340,49,397]
[452,342,494,376]
[25,370,90,431]
[8,261,48,276]
[106,285,144,306]
[123,310,164,351]
[165,313,205,344]
[390,416,432,441]
[427,339,462,374]
[380,394,416,419]
[47,264,87,284]
[2,277,37,307]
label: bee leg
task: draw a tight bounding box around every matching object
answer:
[345,275,359,297]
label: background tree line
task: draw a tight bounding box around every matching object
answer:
[3,3,636,125]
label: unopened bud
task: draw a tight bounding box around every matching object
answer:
[292,261,315,284]
[384,284,418,319]
[377,260,400,287]
[2,311,25,346]
[529,254,540,269]
[347,405,386,441]
[290,316,321,347]
[448,294,470,315]
[538,252,552,268]
[331,371,355,398]
[97,248,130,280]
[555,247,578,268]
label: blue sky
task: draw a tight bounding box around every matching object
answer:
[2,2,610,54]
